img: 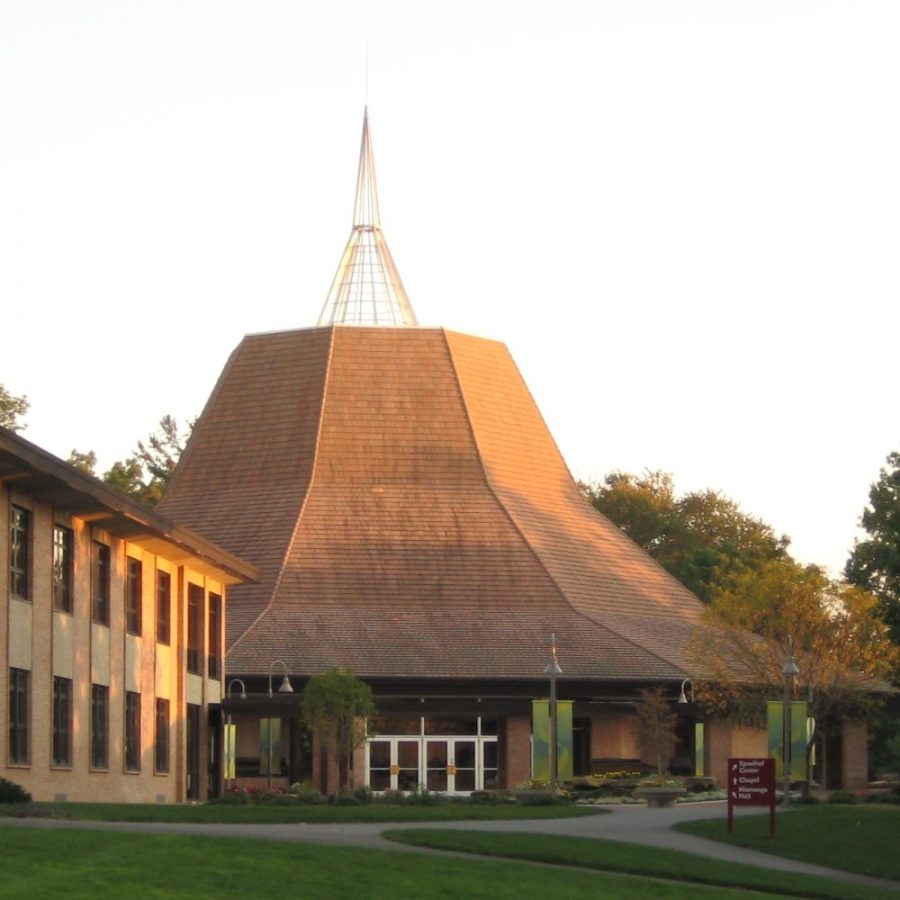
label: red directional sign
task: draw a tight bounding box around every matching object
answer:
[728,757,776,837]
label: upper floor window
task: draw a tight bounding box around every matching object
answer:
[92,541,111,626]
[126,557,142,636]
[156,570,171,645]
[208,593,222,679]
[52,525,74,613]
[187,584,202,675]
[9,506,30,601]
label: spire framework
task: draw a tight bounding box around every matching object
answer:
[317,109,418,327]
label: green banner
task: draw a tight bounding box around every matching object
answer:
[694,722,705,777]
[532,700,573,782]
[767,701,808,781]
[260,718,282,775]
[224,723,237,780]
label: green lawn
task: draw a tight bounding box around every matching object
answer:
[384,830,892,900]
[0,827,772,899]
[676,805,900,881]
[0,800,601,824]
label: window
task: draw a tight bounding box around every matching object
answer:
[91,684,109,769]
[52,676,73,766]
[187,584,203,675]
[126,557,142,636]
[208,593,221,679]
[156,570,171,645]
[125,691,141,771]
[155,698,170,773]
[9,506,30,600]
[8,668,29,764]
[92,542,110,625]
[186,703,202,800]
[52,525,74,613]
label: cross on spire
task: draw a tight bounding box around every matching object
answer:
[317,109,418,327]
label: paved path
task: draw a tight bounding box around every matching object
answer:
[4,802,899,893]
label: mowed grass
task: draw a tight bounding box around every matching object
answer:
[0,800,601,824]
[0,827,771,900]
[676,805,900,881]
[384,830,892,900]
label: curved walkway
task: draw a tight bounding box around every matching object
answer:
[4,801,899,893]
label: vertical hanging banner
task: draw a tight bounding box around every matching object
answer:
[766,701,808,781]
[531,700,574,782]
[694,722,705,777]
[224,723,237,780]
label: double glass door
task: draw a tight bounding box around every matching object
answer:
[367,735,497,794]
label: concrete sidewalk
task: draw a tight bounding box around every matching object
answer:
[3,801,899,893]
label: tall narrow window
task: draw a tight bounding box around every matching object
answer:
[187,584,202,675]
[8,668,29,764]
[126,557,142,636]
[9,506,30,601]
[52,676,73,766]
[156,570,171,645]
[125,691,141,771]
[91,684,109,769]
[155,698,170,773]
[52,525,74,613]
[208,593,221,679]
[92,542,110,625]
[186,703,202,800]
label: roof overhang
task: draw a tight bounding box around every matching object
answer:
[0,426,258,585]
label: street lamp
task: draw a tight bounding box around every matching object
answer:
[782,650,800,806]
[677,679,693,704]
[543,634,563,795]
[266,661,294,790]
[224,679,246,793]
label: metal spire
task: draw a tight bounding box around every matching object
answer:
[317,108,418,327]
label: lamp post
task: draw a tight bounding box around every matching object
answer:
[677,679,693,705]
[782,650,800,806]
[266,661,293,791]
[543,634,563,795]
[224,678,246,793]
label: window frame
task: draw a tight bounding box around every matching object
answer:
[8,667,30,765]
[52,524,74,613]
[9,505,30,601]
[154,698,170,774]
[90,683,109,770]
[124,691,141,772]
[52,676,73,767]
[125,557,142,636]
[208,593,222,679]
[92,541,111,626]
[156,570,171,645]
[187,584,203,675]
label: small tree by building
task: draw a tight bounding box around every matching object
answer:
[301,667,375,793]
[635,686,679,780]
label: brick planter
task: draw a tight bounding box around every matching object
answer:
[633,786,686,808]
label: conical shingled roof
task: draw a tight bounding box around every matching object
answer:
[160,326,705,681]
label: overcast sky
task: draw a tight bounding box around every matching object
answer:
[2,1,897,577]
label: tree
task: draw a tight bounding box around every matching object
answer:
[0,384,29,432]
[302,667,376,793]
[583,470,789,602]
[634,686,680,780]
[845,450,900,645]
[67,449,98,474]
[690,558,898,775]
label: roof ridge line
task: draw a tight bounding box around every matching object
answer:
[227,326,337,660]
[442,330,575,613]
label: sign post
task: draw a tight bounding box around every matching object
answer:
[728,757,776,838]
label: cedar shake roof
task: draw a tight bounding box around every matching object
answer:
[160,326,706,681]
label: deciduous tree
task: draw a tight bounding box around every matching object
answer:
[0,384,29,432]
[302,667,376,793]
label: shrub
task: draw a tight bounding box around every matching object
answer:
[352,785,373,804]
[828,790,859,804]
[0,777,31,804]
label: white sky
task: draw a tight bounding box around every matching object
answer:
[1,1,897,577]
